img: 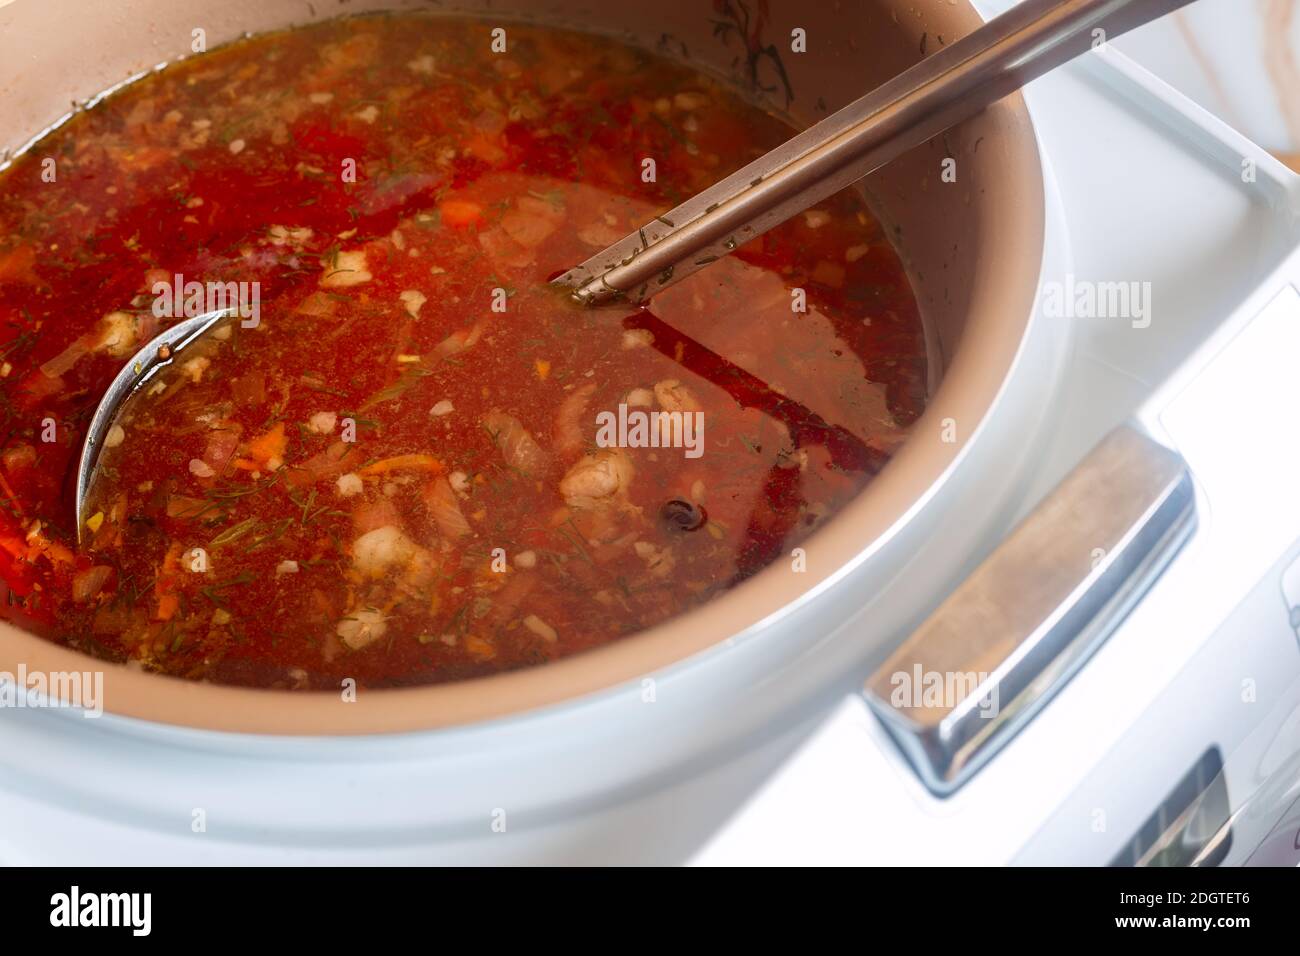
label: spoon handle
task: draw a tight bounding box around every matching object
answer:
[554,0,1195,306]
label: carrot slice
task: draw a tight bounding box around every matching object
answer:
[439,199,482,228]
[245,422,287,465]
[155,592,179,622]
[154,541,183,620]
[357,454,444,477]
[464,134,505,164]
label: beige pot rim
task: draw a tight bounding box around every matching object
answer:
[0,0,1047,736]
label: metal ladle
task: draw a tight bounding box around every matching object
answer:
[551,0,1196,305]
[75,308,232,541]
[75,0,1194,539]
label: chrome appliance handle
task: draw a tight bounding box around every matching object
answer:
[863,425,1196,795]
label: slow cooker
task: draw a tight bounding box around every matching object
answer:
[1,0,1298,865]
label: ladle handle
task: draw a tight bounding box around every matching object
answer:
[554,0,1197,305]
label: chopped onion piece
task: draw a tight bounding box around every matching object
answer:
[352,525,419,577]
[399,289,426,318]
[308,411,337,434]
[337,608,388,649]
[523,614,557,643]
[320,249,372,287]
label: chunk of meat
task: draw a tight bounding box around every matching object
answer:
[351,497,403,536]
[39,338,90,379]
[72,565,113,603]
[553,382,596,459]
[484,571,538,627]
[351,524,419,578]
[559,449,634,508]
[336,607,388,649]
[423,475,471,538]
[435,322,485,358]
[654,379,701,413]
[285,440,362,488]
[201,427,241,474]
[500,195,561,247]
[483,410,549,476]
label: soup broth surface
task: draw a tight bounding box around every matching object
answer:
[0,15,925,688]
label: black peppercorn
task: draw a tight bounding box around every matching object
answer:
[660,497,707,532]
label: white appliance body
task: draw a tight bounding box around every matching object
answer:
[2,2,1299,865]
[698,17,1300,865]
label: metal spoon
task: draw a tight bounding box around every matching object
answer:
[74,0,1191,540]
[552,0,1195,305]
[75,308,233,542]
